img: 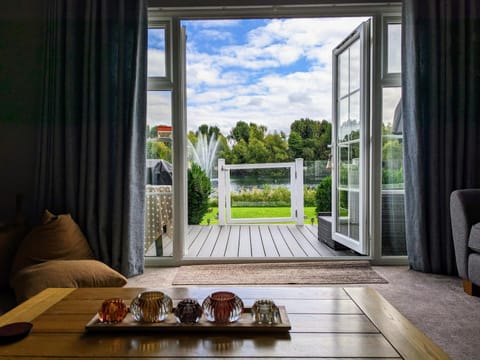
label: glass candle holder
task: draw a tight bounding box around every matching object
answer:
[251,299,281,324]
[202,291,244,324]
[98,298,128,323]
[174,298,203,324]
[130,291,173,323]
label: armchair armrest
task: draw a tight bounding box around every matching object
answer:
[450,189,480,279]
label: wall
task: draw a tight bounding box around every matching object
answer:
[0,0,47,223]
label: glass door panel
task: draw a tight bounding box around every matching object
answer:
[145,91,174,258]
[332,20,370,255]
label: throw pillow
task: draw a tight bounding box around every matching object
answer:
[11,259,127,303]
[10,210,94,279]
[0,225,28,289]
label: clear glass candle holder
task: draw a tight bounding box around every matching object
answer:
[251,299,281,324]
[130,291,173,323]
[202,291,244,324]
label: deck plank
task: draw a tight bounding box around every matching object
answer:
[287,225,324,257]
[186,225,203,250]
[197,226,221,257]
[238,226,252,257]
[277,225,308,257]
[268,225,293,257]
[188,226,213,256]
[259,225,280,257]
[295,225,336,257]
[210,225,230,257]
[224,225,240,257]
[250,226,266,257]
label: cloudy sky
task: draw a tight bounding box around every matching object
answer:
[147,17,400,136]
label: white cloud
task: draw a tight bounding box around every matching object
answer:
[147,91,171,126]
[148,49,166,77]
[188,19,242,28]
[183,17,369,134]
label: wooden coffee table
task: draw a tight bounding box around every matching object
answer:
[0,287,449,359]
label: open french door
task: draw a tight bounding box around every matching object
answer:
[331,20,370,255]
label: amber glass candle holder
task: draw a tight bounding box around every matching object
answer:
[130,291,173,323]
[202,291,244,324]
[98,298,128,323]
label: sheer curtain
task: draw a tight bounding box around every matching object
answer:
[35,0,147,277]
[402,0,480,274]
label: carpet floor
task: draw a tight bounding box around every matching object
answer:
[126,265,480,360]
[172,261,387,285]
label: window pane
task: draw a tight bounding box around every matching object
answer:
[148,28,167,77]
[349,141,360,190]
[387,24,401,74]
[336,189,349,237]
[381,87,406,256]
[339,50,349,97]
[338,97,349,141]
[349,39,361,92]
[338,145,349,187]
[349,191,360,240]
[145,91,173,257]
[349,91,360,140]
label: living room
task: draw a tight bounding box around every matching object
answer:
[1,1,480,359]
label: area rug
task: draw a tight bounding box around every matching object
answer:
[172,261,388,285]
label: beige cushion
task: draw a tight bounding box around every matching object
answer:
[0,225,28,289]
[11,259,127,303]
[10,210,94,278]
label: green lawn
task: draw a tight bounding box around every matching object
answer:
[200,207,319,225]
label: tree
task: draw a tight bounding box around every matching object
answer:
[288,118,332,161]
[146,140,172,162]
[149,125,158,139]
[229,121,250,143]
[265,132,291,162]
[197,124,221,141]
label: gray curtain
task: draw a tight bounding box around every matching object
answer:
[402,0,480,274]
[35,0,147,277]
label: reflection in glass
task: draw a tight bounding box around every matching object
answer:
[349,142,360,189]
[337,189,349,237]
[148,28,167,77]
[339,50,349,97]
[349,39,361,92]
[349,191,360,240]
[381,87,406,256]
[349,91,360,139]
[339,145,349,187]
[339,97,349,141]
[387,24,401,74]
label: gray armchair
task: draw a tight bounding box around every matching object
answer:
[450,189,480,295]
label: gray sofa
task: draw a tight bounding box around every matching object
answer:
[450,189,480,295]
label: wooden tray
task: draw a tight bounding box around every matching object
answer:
[85,306,291,333]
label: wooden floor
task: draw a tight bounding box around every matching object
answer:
[150,225,357,258]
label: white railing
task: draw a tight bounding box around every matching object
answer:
[217,158,304,225]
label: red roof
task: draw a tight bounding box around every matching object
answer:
[157,125,172,132]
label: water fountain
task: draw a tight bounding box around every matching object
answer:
[188,133,220,179]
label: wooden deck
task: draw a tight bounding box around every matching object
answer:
[148,224,357,258]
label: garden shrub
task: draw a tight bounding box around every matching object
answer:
[188,163,212,224]
[231,186,291,206]
[315,175,331,213]
[303,186,316,207]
